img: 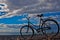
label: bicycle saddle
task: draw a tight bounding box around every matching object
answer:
[37,14,43,17]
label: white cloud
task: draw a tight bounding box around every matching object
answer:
[22,18,27,20]
[0,28,19,32]
[28,14,36,17]
[0,8,24,18]
[0,23,8,28]
[0,24,21,32]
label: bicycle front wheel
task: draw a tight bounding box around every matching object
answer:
[42,19,59,37]
[20,25,34,39]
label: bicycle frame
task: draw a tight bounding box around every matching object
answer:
[26,16,44,32]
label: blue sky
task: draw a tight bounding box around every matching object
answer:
[0,12,60,24]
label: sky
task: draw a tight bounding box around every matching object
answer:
[0,0,60,35]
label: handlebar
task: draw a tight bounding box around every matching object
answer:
[37,14,43,17]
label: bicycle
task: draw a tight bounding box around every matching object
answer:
[20,14,59,39]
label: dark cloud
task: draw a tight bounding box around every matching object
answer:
[7,0,38,10]
[6,0,60,13]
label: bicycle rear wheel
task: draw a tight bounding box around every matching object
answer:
[42,19,59,37]
[20,25,34,39]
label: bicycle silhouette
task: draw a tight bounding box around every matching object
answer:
[20,14,59,39]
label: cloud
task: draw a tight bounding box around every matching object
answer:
[0,24,22,32]
[0,28,19,32]
[0,0,60,19]
[7,0,38,9]
[0,0,6,3]
[0,8,24,18]
[0,23,8,28]
[21,18,27,20]
[14,0,60,13]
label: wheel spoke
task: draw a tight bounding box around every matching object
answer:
[42,20,59,37]
[20,25,34,39]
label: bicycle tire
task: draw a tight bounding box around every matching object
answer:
[20,25,34,39]
[42,19,59,37]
